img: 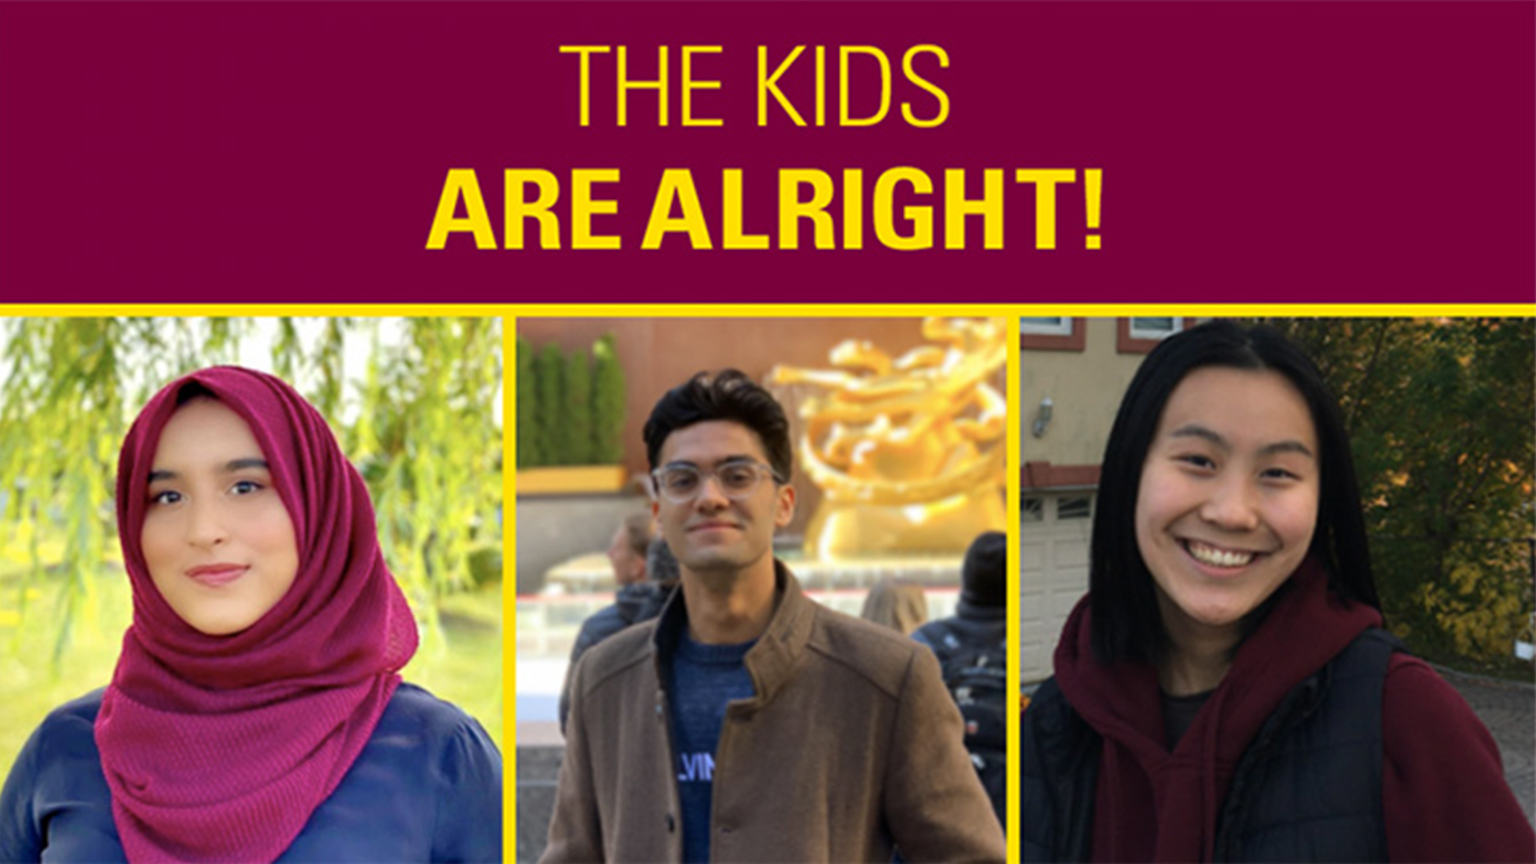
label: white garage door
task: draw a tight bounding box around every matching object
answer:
[1020,493,1093,683]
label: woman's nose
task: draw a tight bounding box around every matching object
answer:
[1199,476,1260,531]
[185,500,229,547]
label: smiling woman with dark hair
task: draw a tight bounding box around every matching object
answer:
[0,366,501,863]
[1022,321,1534,863]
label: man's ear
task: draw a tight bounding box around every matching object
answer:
[774,483,796,528]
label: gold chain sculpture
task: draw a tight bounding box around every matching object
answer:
[771,318,1007,559]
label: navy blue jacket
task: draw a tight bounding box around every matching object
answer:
[911,597,1007,657]
[0,683,502,862]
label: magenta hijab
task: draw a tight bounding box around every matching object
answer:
[95,366,419,863]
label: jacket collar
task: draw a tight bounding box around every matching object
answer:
[651,559,815,707]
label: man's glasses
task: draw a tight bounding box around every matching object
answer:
[650,460,782,504]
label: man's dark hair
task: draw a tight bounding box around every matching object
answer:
[1090,320,1379,666]
[642,369,793,483]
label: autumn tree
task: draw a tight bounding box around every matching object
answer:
[1246,318,1534,665]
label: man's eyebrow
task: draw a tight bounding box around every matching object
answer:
[146,458,270,484]
[663,455,758,468]
[1168,425,1314,458]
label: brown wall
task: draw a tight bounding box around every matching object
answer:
[517,317,991,535]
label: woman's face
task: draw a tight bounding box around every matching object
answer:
[140,398,300,636]
[1135,367,1319,642]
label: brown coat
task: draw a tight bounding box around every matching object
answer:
[542,562,1006,864]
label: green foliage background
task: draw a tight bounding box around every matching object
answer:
[519,334,626,468]
[535,343,566,463]
[1241,318,1535,674]
[0,317,504,771]
[563,348,594,467]
[516,335,541,468]
[592,334,626,464]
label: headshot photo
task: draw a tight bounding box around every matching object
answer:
[515,316,1008,862]
[1020,317,1535,862]
[0,317,504,862]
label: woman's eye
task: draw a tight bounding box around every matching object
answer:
[230,480,263,495]
[1176,454,1216,470]
[149,489,182,506]
[1261,467,1299,481]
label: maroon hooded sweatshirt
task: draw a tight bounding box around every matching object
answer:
[1053,558,1535,863]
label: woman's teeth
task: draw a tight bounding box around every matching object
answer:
[1186,540,1255,568]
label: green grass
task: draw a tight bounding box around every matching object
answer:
[406,585,504,748]
[0,569,132,779]
[0,567,503,778]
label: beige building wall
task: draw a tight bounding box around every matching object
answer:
[1020,318,1146,468]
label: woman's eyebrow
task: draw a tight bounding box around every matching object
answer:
[145,458,269,483]
[1259,440,1315,459]
[1169,424,1226,448]
[1169,425,1314,459]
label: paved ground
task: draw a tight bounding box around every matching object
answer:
[1436,665,1535,827]
[517,739,562,864]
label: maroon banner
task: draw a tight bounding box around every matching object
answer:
[1,2,1531,305]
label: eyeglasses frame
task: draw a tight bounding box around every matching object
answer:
[649,459,786,504]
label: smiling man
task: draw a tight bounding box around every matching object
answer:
[543,370,1004,864]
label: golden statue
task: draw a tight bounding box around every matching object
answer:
[771,318,1007,559]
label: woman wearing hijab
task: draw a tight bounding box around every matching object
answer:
[0,367,502,862]
[1022,322,1534,862]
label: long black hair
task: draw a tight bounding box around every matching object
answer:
[1089,320,1379,665]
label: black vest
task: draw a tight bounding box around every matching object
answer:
[1022,629,1402,862]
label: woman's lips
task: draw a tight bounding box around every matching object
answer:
[185,564,249,586]
[1181,539,1265,572]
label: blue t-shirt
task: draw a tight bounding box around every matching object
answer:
[668,632,756,864]
[0,683,502,862]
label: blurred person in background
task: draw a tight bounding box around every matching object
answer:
[913,530,1008,832]
[559,521,680,733]
[861,577,930,635]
